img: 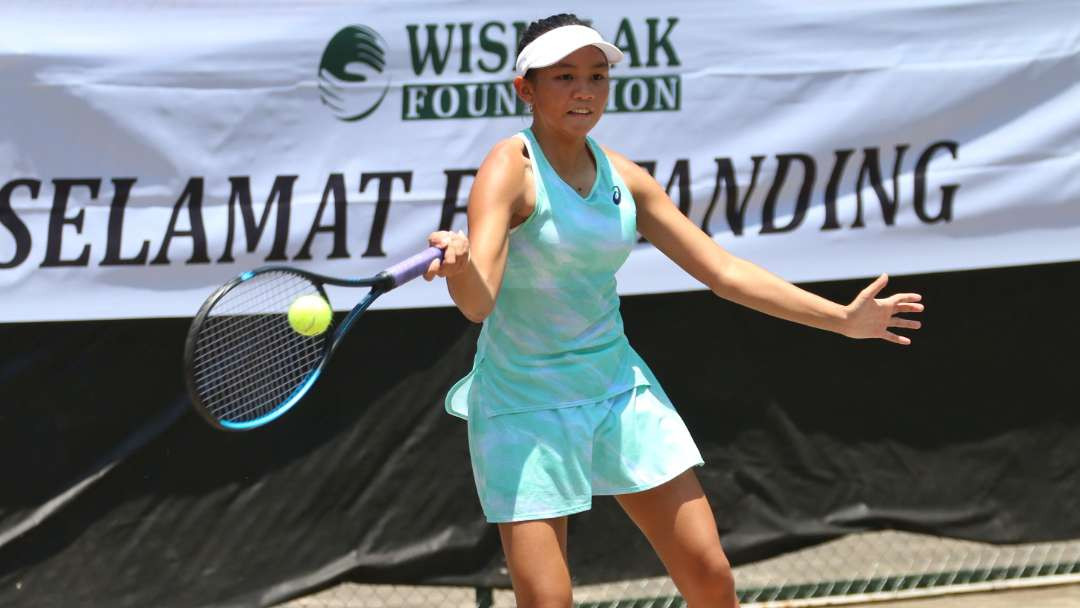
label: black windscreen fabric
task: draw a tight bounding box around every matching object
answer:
[1,262,1078,607]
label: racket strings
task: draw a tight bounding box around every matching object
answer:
[197,279,324,419]
[195,281,324,422]
[190,271,332,424]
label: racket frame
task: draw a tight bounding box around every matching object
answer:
[183,267,394,431]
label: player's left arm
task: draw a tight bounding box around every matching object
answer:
[605,149,924,345]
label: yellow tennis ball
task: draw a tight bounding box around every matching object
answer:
[287,294,332,337]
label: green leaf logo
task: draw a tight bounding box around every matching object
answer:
[318,26,391,122]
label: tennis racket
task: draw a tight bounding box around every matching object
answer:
[183,246,444,431]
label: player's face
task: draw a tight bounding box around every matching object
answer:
[519,46,610,137]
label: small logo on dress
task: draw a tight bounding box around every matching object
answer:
[612,186,622,205]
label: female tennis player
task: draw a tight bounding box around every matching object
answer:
[424,14,923,608]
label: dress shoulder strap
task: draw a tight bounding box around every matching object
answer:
[511,131,548,231]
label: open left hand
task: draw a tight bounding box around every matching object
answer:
[843,274,924,345]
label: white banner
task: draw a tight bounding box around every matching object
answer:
[2,1,1079,321]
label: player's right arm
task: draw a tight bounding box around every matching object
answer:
[444,138,529,322]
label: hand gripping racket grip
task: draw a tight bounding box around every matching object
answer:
[379,246,446,289]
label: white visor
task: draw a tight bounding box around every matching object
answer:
[515,24,623,75]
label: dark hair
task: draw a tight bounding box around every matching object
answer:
[517,14,591,78]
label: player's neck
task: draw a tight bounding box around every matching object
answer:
[530,122,591,176]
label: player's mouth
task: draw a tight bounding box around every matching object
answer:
[567,108,594,116]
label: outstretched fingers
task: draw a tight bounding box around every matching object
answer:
[889,292,923,304]
[851,277,925,345]
[883,292,924,344]
[861,273,890,300]
[895,302,925,313]
[882,330,913,346]
[889,317,922,330]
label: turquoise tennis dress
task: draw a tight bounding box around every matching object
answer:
[446,128,703,523]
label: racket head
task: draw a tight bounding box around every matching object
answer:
[184,268,336,431]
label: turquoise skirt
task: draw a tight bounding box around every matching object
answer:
[465,382,705,523]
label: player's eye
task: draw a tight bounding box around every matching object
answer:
[557,73,573,81]
[592,73,607,81]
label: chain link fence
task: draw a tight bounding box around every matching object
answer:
[278,531,1080,607]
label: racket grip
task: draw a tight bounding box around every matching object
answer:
[382,246,445,289]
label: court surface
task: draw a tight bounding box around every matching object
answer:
[843,583,1080,607]
[284,582,1080,607]
[283,529,1080,607]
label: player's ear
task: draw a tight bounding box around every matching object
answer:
[513,75,534,108]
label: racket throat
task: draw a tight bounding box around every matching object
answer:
[372,270,396,291]
[327,288,382,357]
